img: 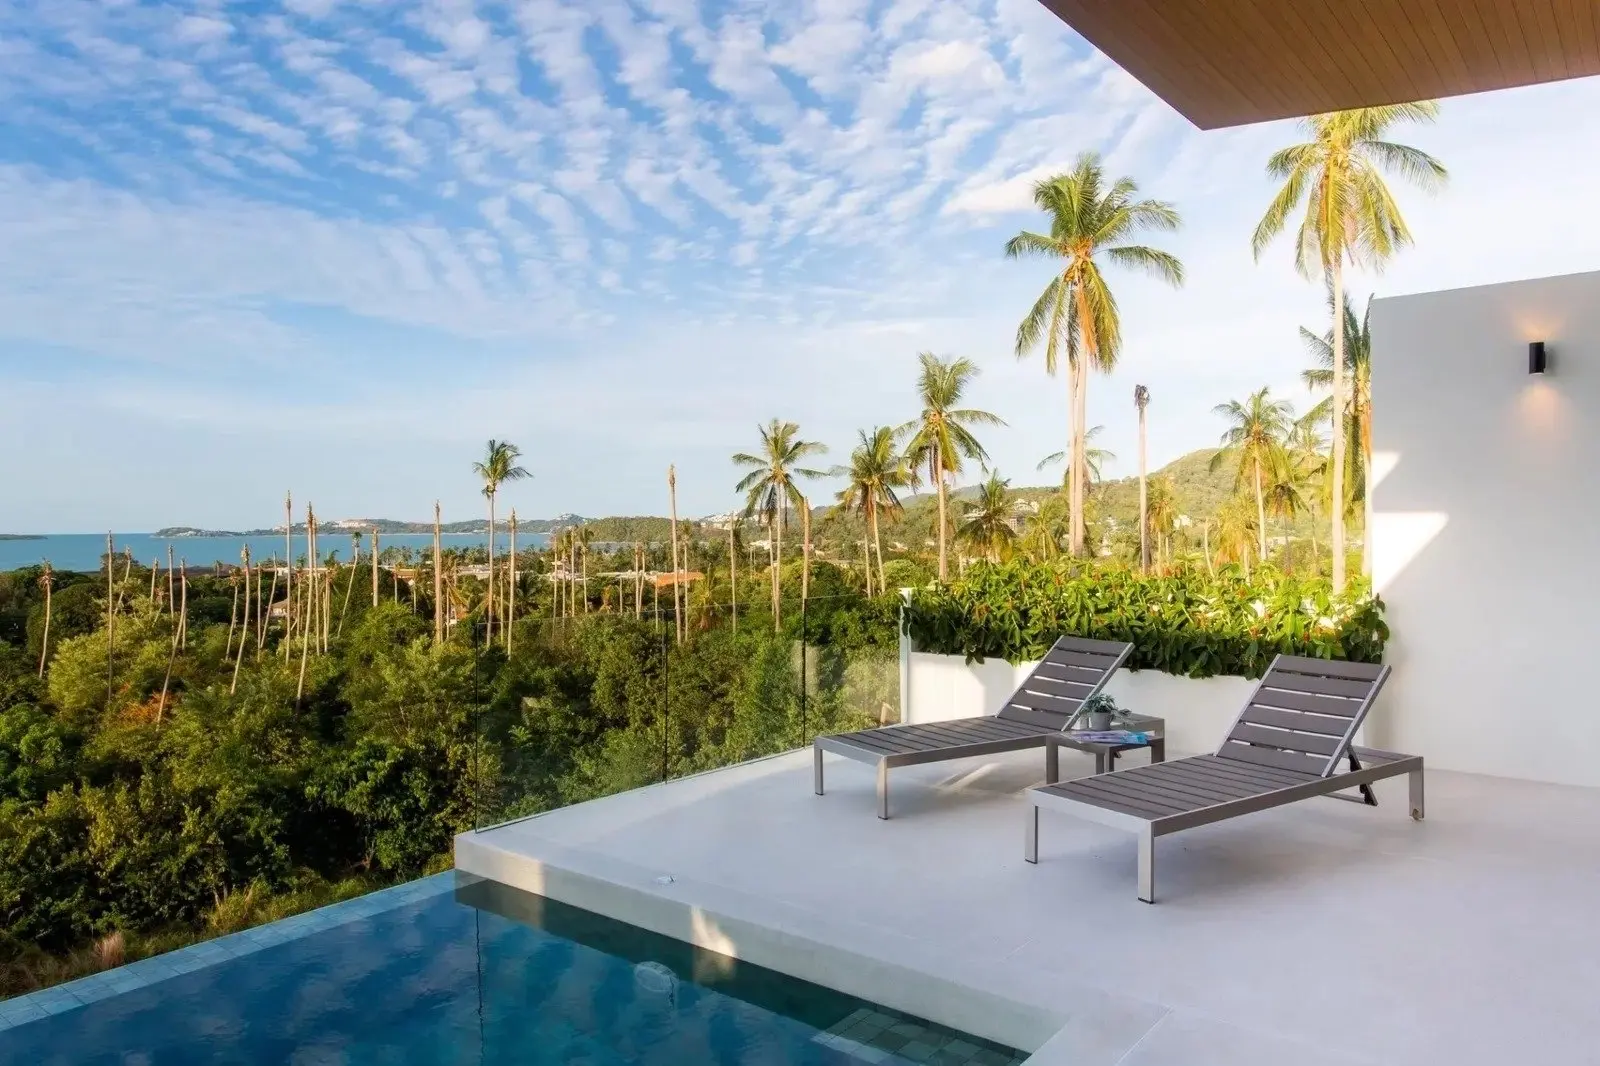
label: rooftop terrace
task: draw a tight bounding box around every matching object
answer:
[458,745,1600,1066]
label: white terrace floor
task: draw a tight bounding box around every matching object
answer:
[455,746,1600,1066]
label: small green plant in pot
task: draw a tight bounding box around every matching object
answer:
[1080,693,1120,731]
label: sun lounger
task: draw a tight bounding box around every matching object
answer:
[813,636,1133,818]
[1024,653,1421,901]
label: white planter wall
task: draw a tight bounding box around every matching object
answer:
[902,650,1256,757]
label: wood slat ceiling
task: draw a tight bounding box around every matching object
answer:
[1037,0,1600,128]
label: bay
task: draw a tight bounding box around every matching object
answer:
[0,532,550,573]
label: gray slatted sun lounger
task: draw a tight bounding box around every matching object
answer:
[814,636,1133,819]
[1025,654,1423,902]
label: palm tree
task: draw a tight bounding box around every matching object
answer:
[1145,475,1179,567]
[834,427,914,596]
[471,439,531,643]
[1005,153,1183,556]
[1284,413,1330,570]
[1020,494,1069,563]
[1302,289,1374,575]
[433,501,444,646]
[37,562,53,678]
[1211,388,1295,563]
[1134,386,1150,572]
[957,473,1018,563]
[1214,494,1260,577]
[898,353,1004,582]
[1037,425,1115,492]
[1253,104,1446,592]
[733,420,827,629]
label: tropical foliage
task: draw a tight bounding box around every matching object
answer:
[903,561,1386,677]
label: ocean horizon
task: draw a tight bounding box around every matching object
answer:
[0,531,551,573]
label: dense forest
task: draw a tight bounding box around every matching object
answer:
[0,549,897,998]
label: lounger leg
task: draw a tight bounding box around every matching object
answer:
[814,744,824,796]
[877,761,890,820]
[1025,805,1039,864]
[1045,743,1059,785]
[1409,769,1425,821]
[1137,827,1155,904]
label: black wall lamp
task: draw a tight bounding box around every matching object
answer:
[1529,341,1548,374]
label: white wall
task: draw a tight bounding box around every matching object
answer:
[903,651,1255,757]
[1371,270,1600,786]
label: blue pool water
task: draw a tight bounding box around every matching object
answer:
[0,877,1026,1066]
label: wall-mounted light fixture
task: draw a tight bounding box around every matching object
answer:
[1529,341,1548,374]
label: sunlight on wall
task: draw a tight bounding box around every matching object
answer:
[1372,509,1449,596]
[1369,450,1400,492]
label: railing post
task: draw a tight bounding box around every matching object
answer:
[898,588,913,726]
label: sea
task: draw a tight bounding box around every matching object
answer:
[0,532,551,573]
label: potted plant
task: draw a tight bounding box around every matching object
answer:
[1080,693,1120,731]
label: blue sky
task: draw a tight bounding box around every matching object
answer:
[3,0,1600,532]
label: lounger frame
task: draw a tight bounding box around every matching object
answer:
[1024,654,1423,902]
[814,636,1133,819]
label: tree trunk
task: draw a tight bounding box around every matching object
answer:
[38,567,51,679]
[1138,406,1149,572]
[1072,356,1089,556]
[226,578,239,661]
[485,493,496,643]
[282,493,292,656]
[1203,522,1213,576]
[433,502,444,646]
[800,499,811,607]
[1330,268,1347,593]
[727,527,736,631]
[178,561,189,651]
[371,530,379,608]
[872,498,887,594]
[260,566,276,652]
[507,511,518,653]
[1253,457,1268,562]
[167,544,176,619]
[774,496,785,631]
[297,508,313,704]
[669,466,683,645]
[934,443,948,582]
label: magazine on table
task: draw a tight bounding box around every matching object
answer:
[1065,729,1155,744]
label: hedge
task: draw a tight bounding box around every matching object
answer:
[902,562,1387,679]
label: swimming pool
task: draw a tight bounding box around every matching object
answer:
[0,874,1027,1065]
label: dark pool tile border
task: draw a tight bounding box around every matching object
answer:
[0,873,459,1034]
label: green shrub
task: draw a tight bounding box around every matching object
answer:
[903,562,1386,678]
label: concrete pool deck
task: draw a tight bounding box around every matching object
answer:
[456,745,1600,1066]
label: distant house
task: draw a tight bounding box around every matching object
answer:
[652,570,703,590]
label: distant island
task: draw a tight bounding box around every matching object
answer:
[155,514,588,538]
[0,534,45,541]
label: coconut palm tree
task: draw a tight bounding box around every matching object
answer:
[1036,425,1115,492]
[1005,154,1183,556]
[1210,388,1295,563]
[1020,494,1069,563]
[732,420,826,629]
[898,353,1004,582]
[1284,413,1330,570]
[471,439,531,643]
[957,473,1019,564]
[834,427,914,596]
[1213,494,1260,578]
[1145,475,1179,568]
[1134,386,1151,571]
[1253,103,1446,592]
[1302,289,1374,575]
[37,562,53,678]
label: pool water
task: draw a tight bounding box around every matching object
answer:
[0,876,1027,1066]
